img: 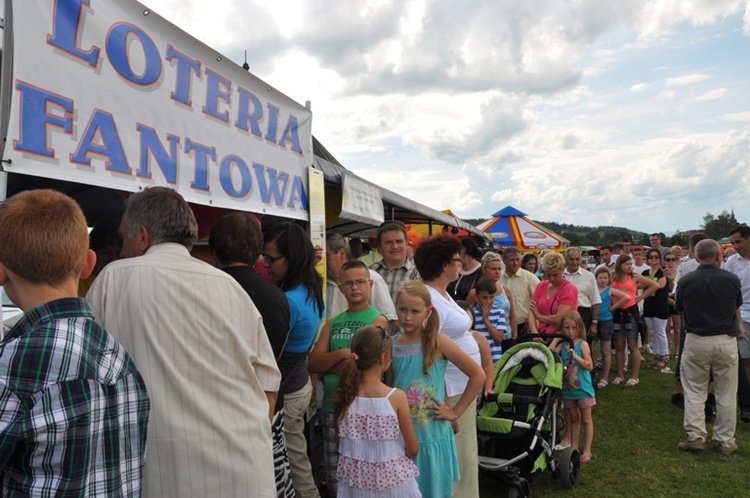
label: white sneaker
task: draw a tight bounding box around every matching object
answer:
[644,344,654,355]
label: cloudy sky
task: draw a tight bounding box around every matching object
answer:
[117,1,750,231]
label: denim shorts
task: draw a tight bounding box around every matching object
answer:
[612,310,639,340]
[597,320,613,342]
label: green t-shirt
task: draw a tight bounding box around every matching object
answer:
[321,306,382,413]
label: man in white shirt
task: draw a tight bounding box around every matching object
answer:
[88,187,281,498]
[563,247,601,339]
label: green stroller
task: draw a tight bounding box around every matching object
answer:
[477,336,580,497]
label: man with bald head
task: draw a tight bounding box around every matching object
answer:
[676,239,743,455]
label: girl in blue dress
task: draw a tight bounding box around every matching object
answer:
[551,311,595,463]
[390,281,485,497]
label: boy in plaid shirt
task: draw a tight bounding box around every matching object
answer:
[0,190,150,496]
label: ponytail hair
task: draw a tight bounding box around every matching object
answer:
[397,281,441,378]
[333,325,393,425]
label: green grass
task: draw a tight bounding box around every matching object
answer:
[479,353,750,497]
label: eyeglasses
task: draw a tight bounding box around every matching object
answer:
[262,252,284,264]
[665,257,676,262]
[341,279,369,289]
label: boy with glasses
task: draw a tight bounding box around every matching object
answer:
[308,261,389,496]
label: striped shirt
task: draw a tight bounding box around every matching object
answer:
[474,305,507,362]
[0,298,149,497]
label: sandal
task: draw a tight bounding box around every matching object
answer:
[580,453,593,464]
[650,357,667,370]
[596,379,608,389]
[625,378,640,387]
[611,377,623,386]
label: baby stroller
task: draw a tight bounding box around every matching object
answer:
[477,335,580,497]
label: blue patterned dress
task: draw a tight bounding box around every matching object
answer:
[392,341,460,497]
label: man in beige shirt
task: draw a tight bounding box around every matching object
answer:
[500,247,540,335]
[88,187,281,498]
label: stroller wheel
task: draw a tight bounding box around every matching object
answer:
[558,447,580,489]
[507,477,530,498]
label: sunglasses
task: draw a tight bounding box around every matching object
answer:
[376,325,395,352]
[665,257,676,262]
[647,255,661,259]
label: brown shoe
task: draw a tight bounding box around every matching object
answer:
[678,439,705,451]
[716,442,738,456]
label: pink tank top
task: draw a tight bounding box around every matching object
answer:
[611,276,637,309]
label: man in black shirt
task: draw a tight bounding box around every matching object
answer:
[675,239,744,455]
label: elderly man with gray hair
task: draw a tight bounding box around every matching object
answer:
[675,239,744,455]
[87,187,281,497]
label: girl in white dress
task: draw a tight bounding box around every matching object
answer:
[334,326,421,497]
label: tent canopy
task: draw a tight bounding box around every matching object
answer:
[476,206,570,252]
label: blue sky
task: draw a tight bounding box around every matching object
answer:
[24,0,750,233]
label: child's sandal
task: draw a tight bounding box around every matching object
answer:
[580,453,593,464]
[611,377,623,386]
[596,379,608,389]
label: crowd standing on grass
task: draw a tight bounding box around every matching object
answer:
[5,186,750,497]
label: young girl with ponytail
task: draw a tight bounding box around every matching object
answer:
[333,325,421,497]
[390,281,485,497]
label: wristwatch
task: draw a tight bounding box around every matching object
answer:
[592,320,598,323]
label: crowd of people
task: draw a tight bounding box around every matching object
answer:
[1,186,748,497]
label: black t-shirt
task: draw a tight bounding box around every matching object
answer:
[448,264,482,302]
[223,266,290,358]
[642,268,670,319]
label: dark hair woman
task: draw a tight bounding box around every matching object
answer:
[263,222,324,497]
[447,237,483,301]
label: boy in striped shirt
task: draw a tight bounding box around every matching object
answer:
[474,278,508,362]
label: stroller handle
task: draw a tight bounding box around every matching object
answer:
[515,333,575,349]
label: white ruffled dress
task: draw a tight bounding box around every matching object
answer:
[337,388,421,497]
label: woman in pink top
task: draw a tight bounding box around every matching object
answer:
[529,253,578,336]
[610,254,659,387]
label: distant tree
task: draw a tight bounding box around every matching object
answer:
[701,210,739,239]
[563,232,582,246]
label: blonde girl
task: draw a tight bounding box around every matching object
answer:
[390,281,485,497]
[551,312,595,463]
[333,326,421,497]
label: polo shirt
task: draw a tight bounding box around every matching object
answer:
[499,268,539,323]
[675,264,742,336]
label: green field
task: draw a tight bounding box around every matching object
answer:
[479,353,749,497]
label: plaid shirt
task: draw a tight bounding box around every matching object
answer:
[370,258,421,303]
[0,298,150,497]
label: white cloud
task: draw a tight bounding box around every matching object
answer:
[691,87,728,102]
[140,0,750,232]
[667,73,711,86]
[719,111,750,121]
[660,90,677,101]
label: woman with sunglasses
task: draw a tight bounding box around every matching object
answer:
[263,222,324,498]
[642,249,672,372]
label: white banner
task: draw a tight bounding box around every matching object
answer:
[340,172,385,226]
[2,0,312,220]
